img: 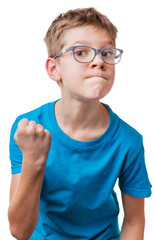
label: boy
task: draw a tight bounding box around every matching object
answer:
[8,7,152,240]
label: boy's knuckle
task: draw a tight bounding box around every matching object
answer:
[36,125,44,135]
[45,129,51,138]
[26,125,36,135]
[29,120,37,126]
[37,124,44,130]
[18,118,29,127]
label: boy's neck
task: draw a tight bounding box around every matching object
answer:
[54,98,110,140]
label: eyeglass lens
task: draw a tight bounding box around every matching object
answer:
[73,47,121,64]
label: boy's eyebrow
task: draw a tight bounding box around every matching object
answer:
[71,40,114,47]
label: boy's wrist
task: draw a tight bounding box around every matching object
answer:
[120,220,144,240]
[22,154,47,172]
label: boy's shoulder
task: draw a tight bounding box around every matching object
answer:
[17,103,49,121]
[106,104,142,143]
[114,111,143,152]
[12,101,55,130]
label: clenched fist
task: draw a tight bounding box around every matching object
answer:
[14,118,52,166]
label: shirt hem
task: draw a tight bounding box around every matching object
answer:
[120,187,152,198]
[11,166,22,174]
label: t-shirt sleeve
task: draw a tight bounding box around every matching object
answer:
[118,136,152,198]
[9,117,23,174]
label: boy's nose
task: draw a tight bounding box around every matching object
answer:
[90,52,104,69]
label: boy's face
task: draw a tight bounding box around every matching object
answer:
[54,25,115,101]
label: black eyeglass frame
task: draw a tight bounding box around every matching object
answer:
[53,46,123,65]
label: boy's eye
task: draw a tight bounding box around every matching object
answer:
[74,50,87,57]
[102,51,115,58]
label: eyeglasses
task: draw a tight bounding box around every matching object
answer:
[53,46,123,65]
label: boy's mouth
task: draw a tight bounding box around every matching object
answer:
[87,75,107,80]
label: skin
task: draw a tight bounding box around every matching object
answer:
[120,193,145,239]
[8,25,145,239]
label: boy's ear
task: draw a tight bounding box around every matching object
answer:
[45,58,61,82]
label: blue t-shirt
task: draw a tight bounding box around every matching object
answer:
[9,99,152,240]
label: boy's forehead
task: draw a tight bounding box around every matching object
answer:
[62,25,114,48]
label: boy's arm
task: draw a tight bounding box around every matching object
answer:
[120,193,145,240]
[8,167,46,240]
[8,119,52,240]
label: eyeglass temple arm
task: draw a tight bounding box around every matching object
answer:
[53,47,72,59]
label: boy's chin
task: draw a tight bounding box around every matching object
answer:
[89,88,110,100]
[83,94,108,102]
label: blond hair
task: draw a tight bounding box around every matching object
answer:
[44,7,118,58]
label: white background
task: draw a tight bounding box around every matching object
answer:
[0,0,154,239]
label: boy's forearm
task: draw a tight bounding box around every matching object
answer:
[8,159,46,240]
[120,218,145,240]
